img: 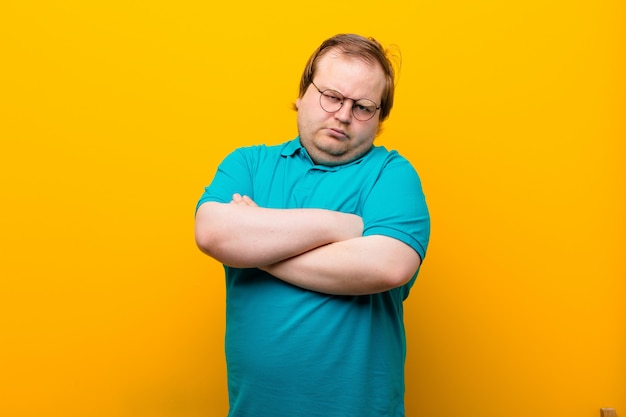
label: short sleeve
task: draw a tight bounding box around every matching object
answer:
[195,148,255,212]
[361,153,430,261]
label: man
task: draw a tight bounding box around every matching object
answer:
[195,33,430,417]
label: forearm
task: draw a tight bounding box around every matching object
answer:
[195,200,363,268]
[260,235,421,296]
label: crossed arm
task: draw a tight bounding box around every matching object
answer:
[195,194,421,296]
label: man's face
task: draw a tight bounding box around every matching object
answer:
[296,51,385,166]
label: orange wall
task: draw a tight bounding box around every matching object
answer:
[1,1,624,416]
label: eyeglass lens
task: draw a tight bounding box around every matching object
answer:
[312,82,379,121]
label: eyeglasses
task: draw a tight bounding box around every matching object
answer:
[310,81,380,121]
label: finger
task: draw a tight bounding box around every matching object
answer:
[242,195,258,207]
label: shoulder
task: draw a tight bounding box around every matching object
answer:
[230,138,298,159]
[364,146,412,165]
[220,139,295,166]
[362,146,420,179]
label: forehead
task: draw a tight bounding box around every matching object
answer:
[314,51,385,100]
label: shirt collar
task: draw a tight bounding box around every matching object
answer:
[280,137,304,157]
[281,136,372,169]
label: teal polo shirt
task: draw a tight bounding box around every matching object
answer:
[197,137,430,417]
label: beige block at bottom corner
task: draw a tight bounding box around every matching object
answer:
[600,408,617,417]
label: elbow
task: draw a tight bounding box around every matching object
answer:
[195,224,220,258]
[195,207,225,259]
[194,217,251,268]
[382,254,421,290]
[384,269,412,290]
[195,227,238,266]
[194,202,224,258]
[194,229,213,256]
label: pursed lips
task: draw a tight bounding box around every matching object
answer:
[324,127,349,140]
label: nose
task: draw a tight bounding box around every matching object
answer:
[334,100,353,123]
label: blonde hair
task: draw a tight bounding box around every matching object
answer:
[297,34,400,122]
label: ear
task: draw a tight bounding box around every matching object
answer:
[295,98,301,110]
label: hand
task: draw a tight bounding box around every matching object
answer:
[230,193,362,238]
[230,193,258,207]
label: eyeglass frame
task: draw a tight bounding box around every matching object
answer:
[310,81,381,121]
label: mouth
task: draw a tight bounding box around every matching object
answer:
[325,127,348,140]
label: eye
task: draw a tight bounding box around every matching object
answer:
[323,91,343,102]
[355,103,375,113]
